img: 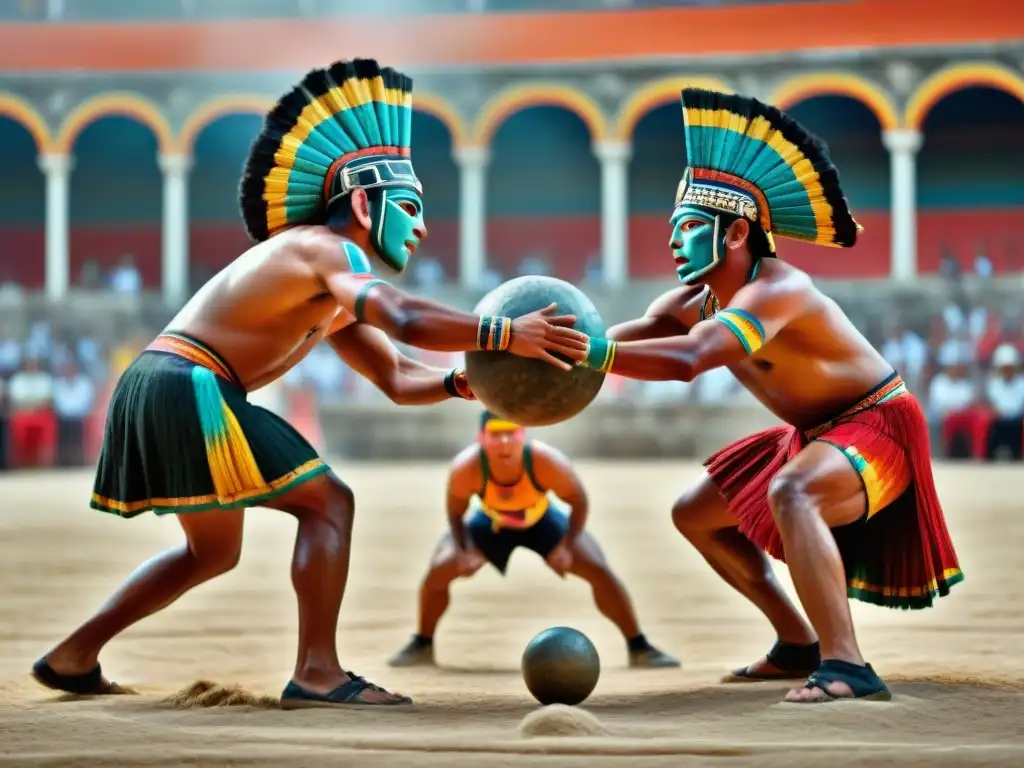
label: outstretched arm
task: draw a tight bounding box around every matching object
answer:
[327,322,473,406]
[530,443,588,545]
[313,245,587,368]
[606,285,703,343]
[580,277,807,382]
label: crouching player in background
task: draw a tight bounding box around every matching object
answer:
[388,411,680,669]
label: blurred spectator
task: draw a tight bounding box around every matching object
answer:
[79,259,103,290]
[639,378,692,404]
[973,246,993,278]
[693,366,745,405]
[23,320,53,360]
[76,333,106,381]
[0,329,21,377]
[480,265,502,290]
[583,255,603,284]
[110,254,142,294]
[294,343,349,401]
[973,302,1004,365]
[7,357,56,468]
[517,251,550,276]
[938,247,960,280]
[0,375,7,470]
[984,343,1024,460]
[411,255,445,288]
[53,360,96,467]
[928,342,986,459]
[880,322,929,392]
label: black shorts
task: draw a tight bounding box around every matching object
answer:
[466,501,569,575]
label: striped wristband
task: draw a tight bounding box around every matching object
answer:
[578,336,617,373]
[477,315,513,351]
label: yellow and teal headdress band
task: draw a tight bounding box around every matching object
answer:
[677,88,861,249]
[240,58,421,242]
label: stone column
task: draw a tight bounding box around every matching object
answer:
[454,146,490,288]
[882,129,923,280]
[593,140,632,286]
[39,153,72,302]
[159,153,192,307]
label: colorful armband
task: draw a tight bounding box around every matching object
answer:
[715,308,765,355]
[577,336,617,374]
[444,368,475,400]
[353,278,389,323]
[477,316,513,352]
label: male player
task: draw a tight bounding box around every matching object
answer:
[573,89,962,703]
[388,411,679,669]
[31,59,588,709]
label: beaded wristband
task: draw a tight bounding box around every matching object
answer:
[354,278,389,323]
[578,336,617,373]
[476,315,512,351]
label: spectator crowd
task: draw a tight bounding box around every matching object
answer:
[1,280,1022,471]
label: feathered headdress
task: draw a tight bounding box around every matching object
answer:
[240,59,420,242]
[676,88,861,249]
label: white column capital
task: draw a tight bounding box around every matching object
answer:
[593,140,632,164]
[453,145,490,168]
[882,129,923,154]
[159,153,193,175]
[38,153,73,175]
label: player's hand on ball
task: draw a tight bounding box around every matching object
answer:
[545,541,573,576]
[509,304,589,370]
[455,547,486,575]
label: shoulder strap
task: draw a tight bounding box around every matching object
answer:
[477,446,490,495]
[523,442,545,492]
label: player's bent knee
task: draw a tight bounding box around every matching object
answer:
[203,546,242,577]
[301,473,356,525]
[188,537,242,578]
[671,489,710,536]
[424,563,460,590]
[766,472,813,524]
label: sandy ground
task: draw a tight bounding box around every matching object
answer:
[0,461,1021,766]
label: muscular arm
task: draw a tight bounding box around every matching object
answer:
[327,323,470,406]
[309,239,503,353]
[446,450,481,551]
[530,442,588,544]
[597,275,809,382]
[606,285,704,342]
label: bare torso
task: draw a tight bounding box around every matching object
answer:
[670,260,894,431]
[166,226,359,390]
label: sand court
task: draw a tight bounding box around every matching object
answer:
[0,461,1021,766]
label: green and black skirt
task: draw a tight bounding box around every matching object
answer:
[91,332,329,518]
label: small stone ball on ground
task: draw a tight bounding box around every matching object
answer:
[521,626,601,706]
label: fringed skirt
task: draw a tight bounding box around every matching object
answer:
[91,332,329,517]
[705,373,963,610]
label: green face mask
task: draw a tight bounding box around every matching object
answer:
[669,205,727,284]
[368,188,425,273]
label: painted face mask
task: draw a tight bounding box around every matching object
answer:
[669,205,727,284]
[368,187,425,273]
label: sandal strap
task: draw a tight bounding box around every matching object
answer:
[803,659,886,698]
[766,640,821,672]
